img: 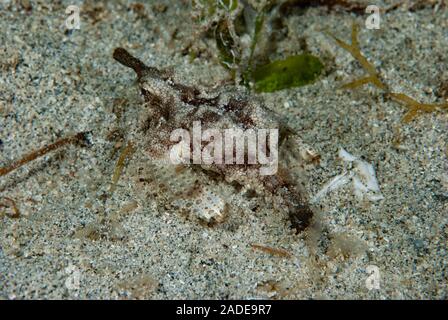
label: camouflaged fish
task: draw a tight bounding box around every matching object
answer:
[113,47,318,233]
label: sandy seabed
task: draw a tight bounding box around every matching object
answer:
[0,0,447,299]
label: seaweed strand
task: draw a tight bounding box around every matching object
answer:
[251,243,292,258]
[0,132,88,177]
[326,22,386,90]
[328,22,448,123]
[389,93,448,123]
[109,142,135,194]
[0,197,20,218]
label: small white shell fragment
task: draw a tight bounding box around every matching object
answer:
[312,148,384,203]
[353,159,384,201]
[338,148,357,162]
[311,171,352,203]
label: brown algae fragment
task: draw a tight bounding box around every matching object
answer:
[251,243,293,258]
[326,22,386,90]
[389,92,448,123]
[328,22,447,123]
[0,132,88,177]
[0,197,20,219]
[109,142,135,193]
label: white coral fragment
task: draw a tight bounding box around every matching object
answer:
[312,148,384,203]
[338,148,357,162]
[352,158,384,201]
[311,171,352,203]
